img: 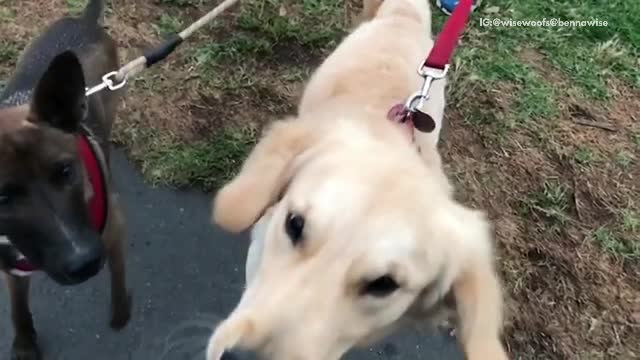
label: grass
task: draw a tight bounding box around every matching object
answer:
[0,7,15,22]
[154,14,184,37]
[574,146,598,166]
[158,0,204,6]
[141,127,256,190]
[454,0,639,108]
[0,40,19,66]
[528,180,570,225]
[621,209,639,233]
[591,226,640,259]
[65,0,86,14]
[236,0,345,46]
[189,0,345,92]
[615,150,635,169]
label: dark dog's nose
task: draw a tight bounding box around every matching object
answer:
[63,247,104,283]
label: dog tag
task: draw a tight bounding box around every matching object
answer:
[408,110,436,133]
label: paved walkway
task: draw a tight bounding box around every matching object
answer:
[0,150,463,360]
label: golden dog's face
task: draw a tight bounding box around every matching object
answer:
[208,118,484,360]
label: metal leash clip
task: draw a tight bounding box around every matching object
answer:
[404,64,449,113]
[402,64,449,133]
[85,71,128,97]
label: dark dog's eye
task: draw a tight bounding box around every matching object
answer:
[361,275,399,297]
[51,161,75,185]
[285,212,305,245]
[0,192,10,206]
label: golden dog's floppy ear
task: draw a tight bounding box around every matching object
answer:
[212,118,314,233]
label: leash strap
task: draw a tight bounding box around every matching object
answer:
[423,0,474,70]
[402,0,474,130]
[85,0,241,97]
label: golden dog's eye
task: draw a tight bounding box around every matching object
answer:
[361,275,399,297]
[285,212,305,245]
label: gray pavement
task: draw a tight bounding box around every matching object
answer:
[0,149,463,360]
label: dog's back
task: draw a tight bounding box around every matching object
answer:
[298,0,440,125]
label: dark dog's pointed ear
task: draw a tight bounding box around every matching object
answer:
[31,51,87,133]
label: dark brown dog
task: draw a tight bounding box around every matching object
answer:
[0,1,130,359]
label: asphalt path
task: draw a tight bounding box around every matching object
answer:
[0,149,463,360]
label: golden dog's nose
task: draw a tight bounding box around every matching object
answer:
[221,348,259,360]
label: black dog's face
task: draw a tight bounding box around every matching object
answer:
[0,51,105,285]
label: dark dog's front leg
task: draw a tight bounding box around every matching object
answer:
[103,195,131,330]
[6,275,41,360]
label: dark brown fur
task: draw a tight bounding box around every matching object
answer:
[0,1,130,359]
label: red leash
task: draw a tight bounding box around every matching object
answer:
[424,0,474,70]
[399,0,474,133]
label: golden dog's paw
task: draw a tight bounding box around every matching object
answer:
[206,315,257,360]
[466,340,509,360]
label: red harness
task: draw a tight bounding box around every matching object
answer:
[6,132,108,277]
[389,0,474,134]
[76,133,109,233]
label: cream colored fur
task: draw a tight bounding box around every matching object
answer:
[207,1,508,359]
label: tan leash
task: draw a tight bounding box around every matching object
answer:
[86,0,241,96]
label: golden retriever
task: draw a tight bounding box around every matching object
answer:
[207,0,508,359]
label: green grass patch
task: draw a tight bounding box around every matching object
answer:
[0,7,15,21]
[591,226,640,259]
[236,0,345,47]
[574,146,598,166]
[633,132,640,148]
[615,150,634,169]
[0,39,19,67]
[450,37,557,127]
[66,0,114,17]
[458,0,639,101]
[65,0,85,14]
[194,34,274,67]
[190,0,347,92]
[141,127,256,190]
[621,209,639,233]
[528,180,571,225]
[154,14,184,37]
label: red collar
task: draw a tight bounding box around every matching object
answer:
[76,132,109,234]
[389,0,473,134]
